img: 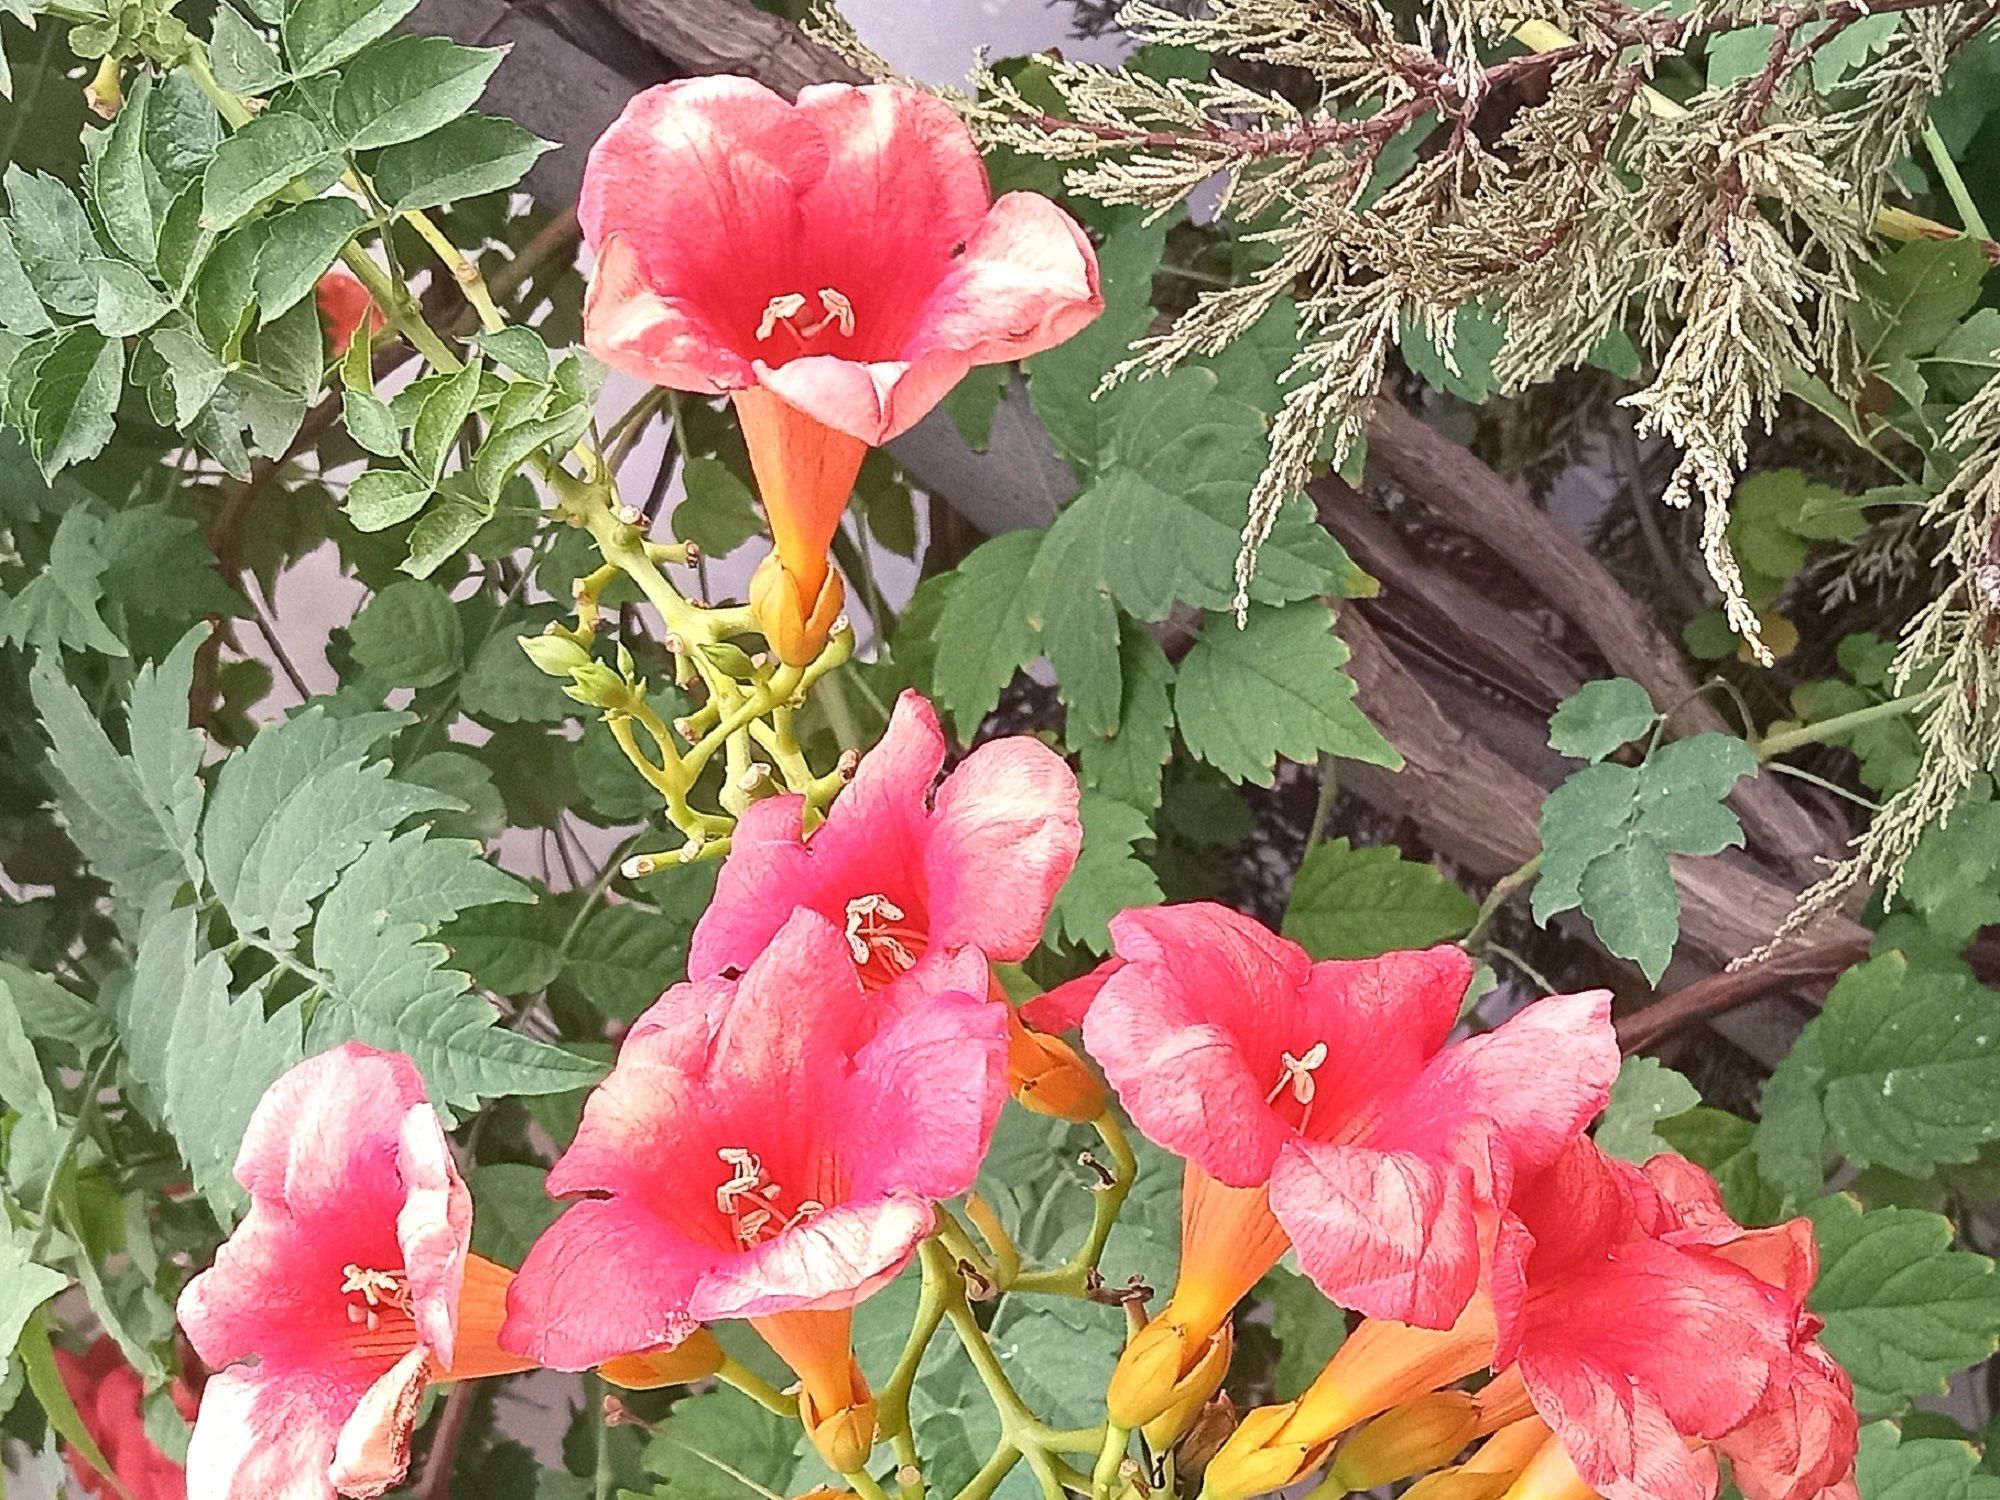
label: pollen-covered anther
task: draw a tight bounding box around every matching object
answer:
[844,893,918,972]
[815,288,856,338]
[341,1264,411,1332]
[1267,1042,1329,1107]
[756,292,810,341]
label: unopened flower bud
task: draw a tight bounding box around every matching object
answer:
[86,56,122,118]
[798,1371,877,1475]
[1397,1471,1516,1500]
[1199,1401,1334,1500]
[561,661,628,709]
[1109,1315,1232,1434]
[598,1328,724,1390]
[1006,1019,1106,1123]
[1328,1392,1478,1492]
[750,554,846,667]
[519,632,593,678]
[1142,1321,1234,1452]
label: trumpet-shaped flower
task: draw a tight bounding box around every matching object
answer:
[315,271,382,357]
[1496,1141,1853,1500]
[177,1044,531,1500]
[579,79,1102,660]
[502,909,1008,1471]
[1085,904,1617,1335]
[692,690,1098,1119]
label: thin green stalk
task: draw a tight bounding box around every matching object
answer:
[1752,690,1935,760]
[1922,120,1992,242]
[880,1249,952,1498]
[1013,1112,1138,1297]
[1463,853,1543,951]
[716,1355,800,1418]
[845,1468,896,1500]
[28,1051,115,1261]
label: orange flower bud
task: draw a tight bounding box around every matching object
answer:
[1006,1015,1106,1122]
[598,1328,725,1390]
[1327,1392,1478,1491]
[800,1376,878,1476]
[1140,1319,1234,1451]
[1109,1315,1225,1430]
[1198,1400,1336,1500]
[751,552,846,667]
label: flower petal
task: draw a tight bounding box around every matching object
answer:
[925,733,1083,961]
[501,1196,711,1371]
[1021,960,1118,1035]
[183,1364,355,1500]
[687,1195,933,1322]
[849,989,1009,1201]
[327,1345,430,1500]
[754,349,968,447]
[905,191,1104,370]
[395,1102,470,1369]
[583,235,757,394]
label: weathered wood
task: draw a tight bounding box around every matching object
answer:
[597,0,866,93]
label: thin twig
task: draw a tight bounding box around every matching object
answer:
[1615,936,1870,1053]
[416,1384,479,1500]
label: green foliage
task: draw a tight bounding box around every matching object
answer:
[1595,1057,1702,1164]
[1808,1195,2000,1416]
[1536,683,1757,981]
[1281,837,1475,959]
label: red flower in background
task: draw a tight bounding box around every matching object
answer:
[579,78,1102,662]
[53,1337,196,1500]
[315,271,383,357]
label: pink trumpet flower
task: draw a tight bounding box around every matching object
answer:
[579,79,1102,662]
[692,689,1101,1121]
[176,1044,531,1500]
[500,909,1008,1473]
[1074,903,1618,1433]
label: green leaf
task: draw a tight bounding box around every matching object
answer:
[210,3,287,95]
[368,115,552,213]
[1548,678,1659,762]
[1,505,126,655]
[1045,794,1163,952]
[1787,953,2000,1179]
[304,831,600,1114]
[1077,621,1175,813]
[1928,307,2000,402]
[466,1163,562,1266]
[27,628,206,912]
[1259,1266,1348,1400]
[202,706,449,945]
[930,529,1043,739]
[1853,238,1992,364]
[1174,603,1398,786]
[0,224,52,334]
[90,260,171,336]
[335,35,504,152]
[642,1388,809,1500]
[200,110,333,230]
[562,899,708,1023]
[283,0,423,75]
[469,406,590,501]
[1281,837,1476,959]
[458,631,572,724]
[0,1245,70,1397]
[411,358,482,482]
[84,72,169,270]
[1851,1421,2000,1500]
[1808,1195,2000,1415]
[673,453,763,557]
[13,327,124,477]
[0,962,110,1053]
[349,578,464,688]
[1533,733,1754,982]
[136,909,304,1216]
[347,469,434,531]
[1594,1056,1701,1163]
[253,197,367,318]
[4,168,99,317]
[401,487,490,578]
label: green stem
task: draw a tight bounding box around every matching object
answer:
[933,1247,1069,1500]
[845,1469,896,1500]
[1922,120,1992,242]
[1089,1422,1129,1500]
[880,1251,952,1498]
[1752,690,1935,759]
[1463,853,1543,950]
[403,206,507,333]
[27,1051,115,1262]
[1010,1112,1138,1298]
[589,1374,615,1500]
[716,1355,800,1418]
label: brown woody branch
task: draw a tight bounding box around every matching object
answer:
[1616,936,1871,1053]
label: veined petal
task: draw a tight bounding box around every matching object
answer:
[501,1197,710,1372]
[687,1195,933,1322]
[395,1104,470,1369]
[850,989,1009,1201]
[583,235,757,394]
[925,733,1083,962]
[183,1364,359,1500]
[328,1345,430,1500]
[905,191,1105,370]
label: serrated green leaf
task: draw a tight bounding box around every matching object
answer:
[1174,603,1397,786]
[27,629,205,912]
[411,356,481,482]
[0,224,52,334]
[401,487,490,578]
[930,529,1042,739]
[253,197,367,319]
[200,110,332,230]
[2,504,125,655]
[210,3,288,94]
[202,706,449,945]
[472,326,550,382]
[470,406,589,501]
[642,1388,809,1500]
[466,1163,562,1266]
[1851,1420,2000,1500]
[0,962,110,1054]
[1024,503,1124,739]
[84,72,169,270]
[1045,794,1163,952]
[305,833,600,1115]
[1548,678,1658,762]
[282,0,423,75]
[16,326,123,477]
[4,167,99,317]
[1594,1056,1701,1163]
[343,387,403,458]
[1577,837,1680,982]
[0,1230,69,1392]
[1078,620,1175,813]
[403,749,507,842]
[1853,238,1991,364]
[458,630,572,724]
[349,578,463,688]
[1808,1195,2000,1415]
[1281,837,1475,959]
[1260,1266,1348,1399]
[335,35,504,152]
[347,468,433,531]
[561,900,707,1022]
[368,115,552,213]
[673,453,763,556]
[90,259,171,336]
